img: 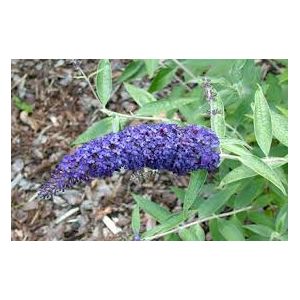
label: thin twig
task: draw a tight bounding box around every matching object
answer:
[143,206,253,241]
[220,153,240,161]
[225,123,245,141]
[28,192,38,202]
[75,63,102,107]
[100,108,171,123]
[55,207,79,224]
[172,59,197,80]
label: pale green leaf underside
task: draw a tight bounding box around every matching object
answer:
[124,83,156,107]
[254,85,272,156]
[136,97,197,116]
[71,117,113,145]
[220,156,288,187]
[131,205,141,235]
[270,110,288,146]
[183,170,207,214]
[238,155,286,195]
[132,194,171,223]
[96,59,112,106]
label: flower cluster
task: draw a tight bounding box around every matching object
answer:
[38,123,220,199]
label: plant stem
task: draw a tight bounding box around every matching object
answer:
[225,123,245,141]
[100,108,171,122]
[75,62,103,107]
[220,153,241,161]
[173,59,197,80]
[143,206,253,241]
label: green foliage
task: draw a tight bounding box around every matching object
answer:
[148,66,177,93]
[179,224,205,241]
[117,60,145,83]
[253,85,272,156]
[270,110,288,146]
[131,205,141,236]
[13,96,33,113]
[96,59,112,107]
[73,59,288,241]
[72,117,114,145]
[124,83,156,107]
[144,59,160,78]
[183,170,207,215]
[136,97,197,116]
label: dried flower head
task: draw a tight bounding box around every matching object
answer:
[202,77,217,102]
[39,123,220,199]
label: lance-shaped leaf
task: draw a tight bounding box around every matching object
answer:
[270,110,288,147]
[131,205,141,235]
[220,156,288,187]
[96,59,112,106]
[132,194,171,223]
[71,117,114,145]
[254,85,272,156]
[198,183,240,218]
[183,170,207,214]
[136,97,197,116]
[144,59,160,78]
[124,83,156,107]
[238,154,286,195]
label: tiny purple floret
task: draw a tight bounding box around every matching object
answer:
[39,123,220,199]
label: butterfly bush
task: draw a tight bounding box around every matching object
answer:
[39,123,220,199]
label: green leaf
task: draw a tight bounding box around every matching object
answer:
[183,170,207,214]
[209,219,225,241]
[220,165,255,187]
[13,96,33,113]
[238,154,286,195]
[132,194,171,223]
[96,59,112,106]
[198,184,240,218]
[253,85,272,156]
[217,219,245,241]
[221,144,252,156]
[220,156,288,187]
[71,117,113,145]
[163,233,181,241]
[243,224,274,238]
[179,224,205,241]
[136,97,197,116]
[148,67,176,93]
[247,211,274,229]
[144,59,160,78]
[275,203,288,234]
[117,60,144,83]
[211,94,226,138]
[270,110,288,146]
[131,205,140,235]
[112,115,120,133]
[276,105,288,118]
[220,137,252,150]
[278,68,288,84]
[233,179,264,209]
[142,212,188,239]
[124,83,156,107]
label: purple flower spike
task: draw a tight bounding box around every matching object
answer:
[38,123,220,199]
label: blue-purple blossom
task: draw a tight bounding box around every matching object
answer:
[39,123,220,199]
